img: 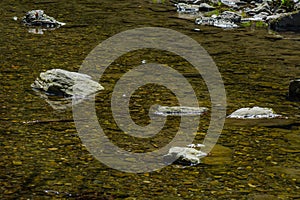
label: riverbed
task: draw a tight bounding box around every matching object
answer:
[0,0,299,199]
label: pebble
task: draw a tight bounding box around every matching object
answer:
[12,161,22,165]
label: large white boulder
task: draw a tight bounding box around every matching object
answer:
[31,69,104,97]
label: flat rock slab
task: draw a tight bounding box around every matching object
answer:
[227,107,282,119]
[247,194,278,200]
[31,69,104,97]
[266,166,300,184]
[154,106,208,116]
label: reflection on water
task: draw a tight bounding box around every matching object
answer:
[27,27,59,35]
[0,0,299,199]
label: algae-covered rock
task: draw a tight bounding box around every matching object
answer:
[202,144,232,165]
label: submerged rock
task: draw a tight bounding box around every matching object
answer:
[227,107,282,119]
[288,79,300,101]
[31,69,104,98]
[33,92,76,110]
[202,144,232,165]
[154,105,208,116]
[164,146,207,165]
[21,10,65,29]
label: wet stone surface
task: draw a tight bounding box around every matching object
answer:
[164,146,207,165]
[227,106,282,119]
[21,10,66,34]
[22,10,65,28]
[288,79,300,101]
[31,69,104,98]
[154,105,208,116]
[1,0,300,199]
[174,0,300,30]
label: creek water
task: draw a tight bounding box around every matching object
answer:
[0,0,299,199]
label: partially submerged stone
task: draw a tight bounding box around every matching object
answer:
[213,20,239,28]
[288,79,300,101]
[196,17,239,28]
[198,3,215,11]
[175,0,299,31]
[34,92,76,110]
[31,69,104,98]
[195,11,241,28]
[154,106,208,116]
[219,11,242,23]
[269,10,300,31]
[227,107,282,119]
[21,10,65,28]
[164,146,207,166]
[176,3,200,14]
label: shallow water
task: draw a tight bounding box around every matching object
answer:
[0,0,300,199]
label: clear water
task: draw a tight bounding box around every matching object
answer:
[0,0,299,199]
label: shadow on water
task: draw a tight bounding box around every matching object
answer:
[0,0,300,199]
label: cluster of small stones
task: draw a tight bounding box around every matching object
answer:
[174,0,300,30]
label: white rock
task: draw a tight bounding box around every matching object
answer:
[155,105,208,116]
[32,69,104,97]
[164,147,207,165]
[227,106,282,119]
[176,3,200,14]
[187,143,205,148]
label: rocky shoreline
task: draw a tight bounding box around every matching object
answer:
[172,0,300,31]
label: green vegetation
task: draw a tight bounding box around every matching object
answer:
[240,21,251,27]
[152,0,165,3]
[273,0,295,12]
[255,21,268,27]
[240,11,248,18]
[240,21,268,28]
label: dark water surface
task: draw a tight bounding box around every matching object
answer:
[1,0,300,199]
